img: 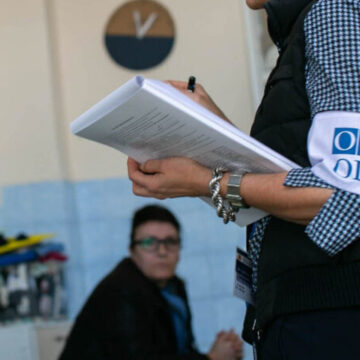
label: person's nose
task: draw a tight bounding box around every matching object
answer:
[157,242,168,255]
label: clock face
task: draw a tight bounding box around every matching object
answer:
[104,0,175,70]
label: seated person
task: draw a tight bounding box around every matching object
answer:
[59,205,243,360]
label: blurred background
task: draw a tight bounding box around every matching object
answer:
[0,1,276,359]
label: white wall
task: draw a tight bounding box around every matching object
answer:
[0,0,64,186]
[0,3,259,358]
[0,0,255,185]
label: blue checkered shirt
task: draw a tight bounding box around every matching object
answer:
[249,0,360,292]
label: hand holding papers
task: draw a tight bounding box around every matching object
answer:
[71,76,300,226]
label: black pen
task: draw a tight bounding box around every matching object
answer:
[187,76,196,93]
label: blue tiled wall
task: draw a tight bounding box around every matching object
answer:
[1,179,253,359]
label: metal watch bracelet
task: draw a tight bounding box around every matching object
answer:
[226,172,249,209]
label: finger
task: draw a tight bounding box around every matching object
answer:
[229,332,239,342]
[165,80,188,90]
[236,348,244,357]
[128,157,163,175]
[233,340,243,350]
[166,83,198,100]
[222,330,236,341]
[221,332,230,341]
[140,159,163,174]
[234,344,243,357]
[228,330,240,342]
[132,182,153,198]
[165,80,203,100]
[236,340,243,349]
[127,157,140,172]
[128,157,143,176]
[132,181,166,199]
[128,161,156,187]
[128,157,144,181]
[166,80,204,92]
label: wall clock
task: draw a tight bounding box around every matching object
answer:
[104,0,176,70]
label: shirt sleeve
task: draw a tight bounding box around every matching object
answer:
[284,168,360,255]
[304,0,360,194]
[304,0,360,193]
[284,0,360,255]
[304,0,360,116]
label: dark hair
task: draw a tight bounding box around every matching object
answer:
[130,205,181,248]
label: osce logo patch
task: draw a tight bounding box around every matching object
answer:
[332,128,359,155]
[332,128,360,180]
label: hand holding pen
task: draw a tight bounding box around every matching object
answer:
[165,76,232,124]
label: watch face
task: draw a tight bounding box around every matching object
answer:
[104,0,175,70]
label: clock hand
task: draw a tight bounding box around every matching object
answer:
[138,13,158,39]
[133,11,142,38]
[132,11,158,40]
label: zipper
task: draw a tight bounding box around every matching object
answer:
[252,319,262,342]
[252,319,263,360]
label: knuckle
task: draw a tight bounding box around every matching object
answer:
[132,183,139,195]
[140,161,148,172]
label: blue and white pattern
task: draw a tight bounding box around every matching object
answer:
[285,168,360,255]
[283,168,332,189]
[305,188,360,255]
[305,0,360,117]
[248,216,270,293]
[249,0,360,292]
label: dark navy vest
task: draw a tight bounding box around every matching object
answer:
[243,0,360,338]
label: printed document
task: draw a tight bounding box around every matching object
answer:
[71,76,300,226]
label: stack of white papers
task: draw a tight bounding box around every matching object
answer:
[71,76,300,226]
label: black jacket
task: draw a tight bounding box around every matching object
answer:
[59,258,208,360]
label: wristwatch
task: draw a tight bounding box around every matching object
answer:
[225,171,249,209]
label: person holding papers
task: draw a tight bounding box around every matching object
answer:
[127,0,360,359]
[59,205,243,360]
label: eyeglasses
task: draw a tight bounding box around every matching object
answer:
[132,236,181,252]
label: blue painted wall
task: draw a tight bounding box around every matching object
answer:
[1,178,253,358]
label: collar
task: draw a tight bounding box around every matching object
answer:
[265,0,314,49]
[116,258,183,300]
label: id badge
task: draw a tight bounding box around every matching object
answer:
[233,247,254,305]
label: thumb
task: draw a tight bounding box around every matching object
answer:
[140,159,162,174]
